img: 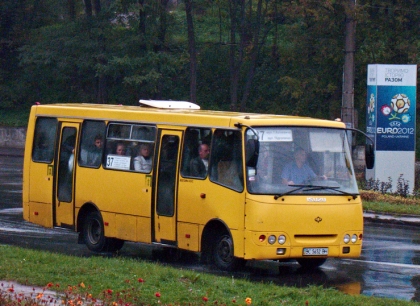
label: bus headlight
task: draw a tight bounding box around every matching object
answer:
[268,235,276,245]
[278,235,286,245]
[343,234,350,244]
[351,234,358,243]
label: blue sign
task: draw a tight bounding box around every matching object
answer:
[366,65,417,152]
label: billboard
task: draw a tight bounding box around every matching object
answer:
[367,64,416,151]
[366,64,417,191]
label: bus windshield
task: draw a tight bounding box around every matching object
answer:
[246,127,358,196]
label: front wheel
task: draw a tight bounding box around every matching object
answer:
[212,234,245,271]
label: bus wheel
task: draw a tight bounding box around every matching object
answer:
[212,234,244,271]
[84,211,108,252]
[296,258,327,270]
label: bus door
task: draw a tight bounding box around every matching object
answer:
[153,130,182,244]
[54,123,79,228]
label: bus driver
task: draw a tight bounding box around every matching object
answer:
[281,148,317,185]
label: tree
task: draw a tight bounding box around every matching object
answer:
[185,0,197,103]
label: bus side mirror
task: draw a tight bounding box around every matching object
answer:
[365,143,374,169]
[246,139,259,168]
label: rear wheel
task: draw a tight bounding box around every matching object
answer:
[212,234,245,271]
[296,258,327,269]
[84,211,123,252]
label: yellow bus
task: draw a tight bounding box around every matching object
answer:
[23,100,373,270]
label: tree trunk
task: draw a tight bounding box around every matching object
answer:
[67,0,76,21]
[139,0,146,36]
[84,0,93,18]
[185,0,197,103]
[156,0,170,51]
[93,0,101,15]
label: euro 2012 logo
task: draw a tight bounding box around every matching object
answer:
[367,93,375,124]
[380,93,411,123]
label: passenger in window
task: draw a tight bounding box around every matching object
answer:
[115,142,126,155]
[190,143,210,178]
[281,148,324,185]
[81,134,103,166]
[134,143,152,172]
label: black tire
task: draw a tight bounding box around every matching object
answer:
[212,234,245,271]
[84,211,122,252]
[296,258,327,269]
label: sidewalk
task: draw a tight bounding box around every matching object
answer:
[0,281,62,305]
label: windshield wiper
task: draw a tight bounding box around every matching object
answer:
[274,184,358,200]
[274,184,312,199]
[303,185,358,199]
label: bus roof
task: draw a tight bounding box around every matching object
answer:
[31,103,346,129]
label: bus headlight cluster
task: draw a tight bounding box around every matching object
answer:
[260,234,286,245]
[343,234,358,244]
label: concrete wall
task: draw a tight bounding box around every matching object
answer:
[0,127,26,148]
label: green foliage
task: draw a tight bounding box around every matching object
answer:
[1,0,420,129]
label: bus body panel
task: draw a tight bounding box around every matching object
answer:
[177,222,199,251]
[243,195,363,260]
[177,178,246,254]
[75,168,152,218]
[177,179,245,230]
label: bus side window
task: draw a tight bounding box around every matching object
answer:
[210,130,243,191]
[32,117,57,163]
[181,128,211,178]
[79,120,106,168]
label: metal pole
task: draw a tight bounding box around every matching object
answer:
[342,0,356,130]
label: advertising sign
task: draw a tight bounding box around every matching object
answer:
[366,64,417,192]
[367,64,417,151]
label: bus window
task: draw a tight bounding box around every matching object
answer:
[79,120,106,168]
[32,117,57,163]
[57,127,76,202]
[210,130,243,191]
[181,127,211,178]
[104,123,156,172]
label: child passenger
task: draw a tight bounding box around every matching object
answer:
[134,143,152,172]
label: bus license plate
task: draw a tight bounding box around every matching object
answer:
[303,248,328,256]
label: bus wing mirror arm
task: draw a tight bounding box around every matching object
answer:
[234,122,260,168]
[346,127,375,170]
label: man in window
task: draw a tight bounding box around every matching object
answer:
[190,143,210,178]
[281,148,316,185]
[81,134,103,166]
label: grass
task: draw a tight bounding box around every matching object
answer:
[0,245,415,306]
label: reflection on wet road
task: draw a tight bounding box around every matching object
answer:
[1,150,420,302]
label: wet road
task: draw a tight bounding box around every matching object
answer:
[1,150,420,302]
